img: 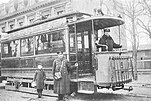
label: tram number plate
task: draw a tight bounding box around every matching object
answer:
[78,81,94,91]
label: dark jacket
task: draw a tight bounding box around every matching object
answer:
[52,58,71,94]
[98,34,122,51]
[33,69,46,89]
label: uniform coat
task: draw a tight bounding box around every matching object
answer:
[52,58,71,94]
[99,34,122,51]
[33,69,46,89]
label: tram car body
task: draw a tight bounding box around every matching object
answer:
[1,12,133,94]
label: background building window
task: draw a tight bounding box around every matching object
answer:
[55,6,65,16]
[10,24,15,30]
[19,22,23,27]
[40,8,51,19]
[0,4,7,15]
[8,20,15,30]
[28,14,36,24]
[17,17,24,27]
[29,19,34,24]
[18,0,24,10]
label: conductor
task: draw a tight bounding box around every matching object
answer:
[96,28,122,51]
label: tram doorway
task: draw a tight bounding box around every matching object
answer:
[69,20,93,77]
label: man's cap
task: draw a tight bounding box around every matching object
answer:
[57,51,63,54]
[37,62,42,66]
[104,29,110,32]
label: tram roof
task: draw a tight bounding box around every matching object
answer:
[6,11,91,33]
[68,16,125,29]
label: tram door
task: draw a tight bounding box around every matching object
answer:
[69,21,93,76]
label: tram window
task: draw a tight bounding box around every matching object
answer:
[2,43,9,55]
[35,31,65,54]
[51,31,65,52]
[84,31,89,49]
[69,33,76,52]
[21,37,34,56]
[77,33,82,49]
[69,25,76,52]
[52,31,63,41]
[35,34,51,54]
[2,40,20,58]
[70,34,74,47]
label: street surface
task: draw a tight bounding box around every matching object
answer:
[0,88,151,101]
[0,74,151,101]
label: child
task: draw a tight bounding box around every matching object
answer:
[33,63,46,98]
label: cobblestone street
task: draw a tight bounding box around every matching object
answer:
[0,89,57,101]
[1,88,151,101]
[1,74,151,101]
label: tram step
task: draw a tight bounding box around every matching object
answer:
[78,90,94,94]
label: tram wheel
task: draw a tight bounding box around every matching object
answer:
[121,84,124,89]
[112,86,116,91]
[128,86,133,91]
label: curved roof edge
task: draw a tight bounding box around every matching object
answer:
[68,15,125,29]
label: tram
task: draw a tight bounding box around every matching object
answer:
[1,11,133,94]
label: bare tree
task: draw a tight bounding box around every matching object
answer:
[115,0,144,80]
[137,0,151,38]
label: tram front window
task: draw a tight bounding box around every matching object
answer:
[95,28,122,52]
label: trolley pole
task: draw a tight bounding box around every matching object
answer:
[119,25,121,45]
[118,15,122,45]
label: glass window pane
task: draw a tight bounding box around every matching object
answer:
[84,31,89,48]
[2,40,20,58]
[35,31,65,55]
[35,34,50,54]
[21,37,34,56]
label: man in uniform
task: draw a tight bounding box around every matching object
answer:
[96,28,122,51]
